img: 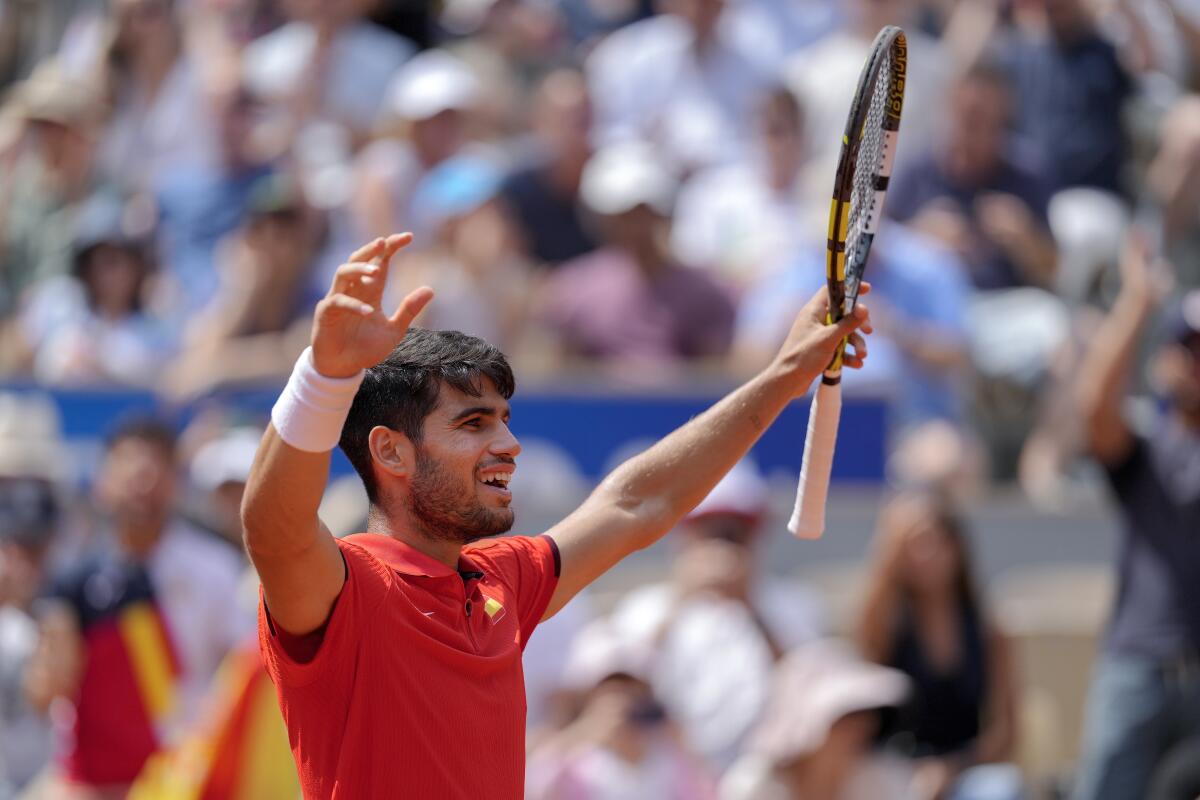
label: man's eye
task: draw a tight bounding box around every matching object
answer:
[464,418,483,428]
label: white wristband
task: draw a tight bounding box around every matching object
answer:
[270,347,365,453]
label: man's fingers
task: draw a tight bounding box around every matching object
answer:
[835,302,871,336]
[388,286,434,329]
[374,232,415,275]
[323,293,373,317]
[331,262,381,297]
[348,237,386,265]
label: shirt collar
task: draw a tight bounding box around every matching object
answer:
[344,533,483,579]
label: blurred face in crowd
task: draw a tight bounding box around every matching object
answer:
[96,436,177,538]
[111,0,177,59]
[1036,0,1090,40]
[412,110,468,170]
[682,512,759,550]
[533,71,593,169]
[758,88,804,191]
[583,674,668,755]
[31,120,94,190]
[887,496,965,595]
[216,87,269,171]
[943,73,1011,186]
[211,480,247,545]
[849,0,914,36]
[0,478,56,609]
[244,208,316,286]
[78,243,146,320]
[602,204,667,260]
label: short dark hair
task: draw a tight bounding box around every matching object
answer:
[340,329,515,503]
[105,416,177,459]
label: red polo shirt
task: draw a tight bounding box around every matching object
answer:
[259,532,560,799]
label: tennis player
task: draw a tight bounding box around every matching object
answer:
[242,233,871,798]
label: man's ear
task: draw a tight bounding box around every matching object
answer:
[368,426,414,484]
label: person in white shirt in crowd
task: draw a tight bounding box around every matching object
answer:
[610,459,826,769]
[784,0,950,206]
[242,0,414,148]
[92,0,220,196]
[526,619,717,800]
[723,0,842,69]
[0,394,63,795]
[671,84,809,289]
[20,194,175,389]
[585,0,776,174]
[351,49,483,247]
[720,640,915,800]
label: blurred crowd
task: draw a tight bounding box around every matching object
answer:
[0,0,1199,798]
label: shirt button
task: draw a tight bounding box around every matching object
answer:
[465,601,472,616]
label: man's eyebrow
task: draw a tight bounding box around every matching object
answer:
[449,405,511,422]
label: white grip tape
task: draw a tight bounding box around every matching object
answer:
[788,380,843,539]
[270,347,365,453]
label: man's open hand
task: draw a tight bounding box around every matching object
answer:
[311,234,434,378]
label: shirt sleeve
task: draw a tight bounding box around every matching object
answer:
[258,540,391,688]
[468,535,560,649]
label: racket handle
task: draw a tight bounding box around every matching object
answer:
[788,379,843,539]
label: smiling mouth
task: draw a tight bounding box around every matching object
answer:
[479,474,512,491]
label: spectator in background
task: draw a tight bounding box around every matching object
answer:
[24,418,248,797]
[0,62,101,324]
[385,155,534,352]
[997,0,1132,197]
[153,79,278,320]
[18,194,174,388]
[1071,241,1200,800]
[167,174,324,397]
[888,63,1057,292]
[0,394,63,794]
[736,224,971,433]
[671,85,808,289]
[586,0,775,173]
[539,142,735,374]
[499,68,598,268]
[610,460,826,769]
[242,0,415,147]
[1147,95,1200,290]
[527,620,716,800]
[94,0,218,196]
[857,493,1022,800]
[720,641,914,800]
[351,49,482,245]
[187,426,265,550]
[786,0,950,199]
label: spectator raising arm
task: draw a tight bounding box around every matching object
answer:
[542,285,872,619]
[1075,233,1172,466]
[241,235,433,636]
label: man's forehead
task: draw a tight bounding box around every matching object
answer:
[434,380,511,416]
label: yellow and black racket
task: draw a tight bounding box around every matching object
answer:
[789,26,907,539]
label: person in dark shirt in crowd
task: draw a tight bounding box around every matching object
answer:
[887,62,1057,292]
[1071,238,1200,800]
[858,493,1022,800]
[997,0,1131,196]
[499,68,597,267]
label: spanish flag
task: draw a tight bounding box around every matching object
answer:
[50,561,182,785]
[130,647,299,800]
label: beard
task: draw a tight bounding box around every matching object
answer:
[409,446,514,545]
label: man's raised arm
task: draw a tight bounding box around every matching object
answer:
[543,286,872,618]
[242,234,432,635]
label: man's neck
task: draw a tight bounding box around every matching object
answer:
[366,506,463,569]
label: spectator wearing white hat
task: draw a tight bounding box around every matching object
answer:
[609,459,826,769]
[537,141,736,376]
[188,426,265,549]
[720,641,914,800]
[351,49,484,246]
[527,619,716,800]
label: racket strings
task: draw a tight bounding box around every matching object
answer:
[844,47,892,309]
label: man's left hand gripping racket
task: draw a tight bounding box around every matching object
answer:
[788,26,907,539]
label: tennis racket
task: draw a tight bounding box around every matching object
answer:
[788,26,907,539]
